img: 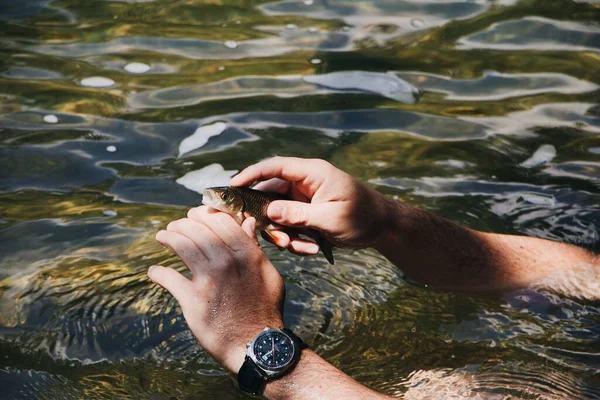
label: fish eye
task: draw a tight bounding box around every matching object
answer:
[221,193,229,200]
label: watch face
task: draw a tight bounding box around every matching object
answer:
[252,330,295,371]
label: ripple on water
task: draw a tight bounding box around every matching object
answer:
[394,72,598,101]
[260,0,490,43]
[129,72,419,109]
[1,66,64,80]
[542,161,600,183]
[463,103,600,135]
[0,224,204,363]
[458,16,600,52]
[219,109,489,139]
[371,176,600,250]
[398,363,600,400]
[302,71,420,103]
[24,30,352,60]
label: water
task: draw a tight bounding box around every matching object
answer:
[0,0,599,398]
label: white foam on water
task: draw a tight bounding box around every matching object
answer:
[520,144,557,168]
[81,76,115,88]
[124,62,151,74]
[434,159,474,169]
[411,19,425,28]
[224,40,238,49]
[176,163,238,195]
[43,114,58,123]
[178,122,227,157]
[520,193,556,207]
[106,145,117,152]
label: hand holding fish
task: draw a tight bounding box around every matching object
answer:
[230,157,395,254]
[230,157,599,297]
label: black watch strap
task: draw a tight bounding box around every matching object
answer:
[282,328,306,349]
[238,355,267,396]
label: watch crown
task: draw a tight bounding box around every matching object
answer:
[246,341,251,348]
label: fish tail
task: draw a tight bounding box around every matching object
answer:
[317,235,334,265]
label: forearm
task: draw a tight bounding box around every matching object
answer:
[264,349,391,400]
[374,199,599,296]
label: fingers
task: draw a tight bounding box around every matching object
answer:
[288,237,320,255]
[253,178,291,194]
[260,229,318,256]
[166,218,235,263]
[187,206,249,250]
[230,157,329,189]
[156,229,208,276]
[241,217,259,245]
[148,265,193,309]
[267,200,338,232]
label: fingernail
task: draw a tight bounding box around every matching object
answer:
[148,265,157,278]
[268,203,284,220]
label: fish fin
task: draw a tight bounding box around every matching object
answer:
[263,227,288,248]
[298,228,335,265]
[233,212,244,225]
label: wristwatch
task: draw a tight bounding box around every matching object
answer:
[237,327,304,395]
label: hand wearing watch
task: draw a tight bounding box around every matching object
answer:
[237,327,305,396]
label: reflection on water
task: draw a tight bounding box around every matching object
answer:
[1,0,599,398]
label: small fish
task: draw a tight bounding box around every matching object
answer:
[202,186,334,265]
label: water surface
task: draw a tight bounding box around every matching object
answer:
[1,0,599,398]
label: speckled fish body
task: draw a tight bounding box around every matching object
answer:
[202,186,334,265]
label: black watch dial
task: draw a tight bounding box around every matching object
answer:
[253,330,295,371]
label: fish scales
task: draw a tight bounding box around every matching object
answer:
[233,187,284,229]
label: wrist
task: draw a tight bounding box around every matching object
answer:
[371,193,406,251]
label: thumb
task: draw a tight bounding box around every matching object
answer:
[267,200,335,231]
[148,265,193,308]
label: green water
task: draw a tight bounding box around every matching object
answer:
[1,0,599,398]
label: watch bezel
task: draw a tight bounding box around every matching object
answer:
[247,328,299,377]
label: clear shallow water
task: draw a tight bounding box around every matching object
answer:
[0,0,599,398]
